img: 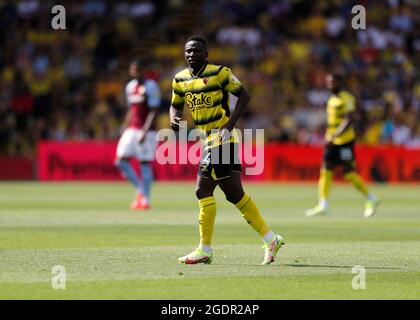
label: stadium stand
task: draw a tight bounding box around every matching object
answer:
[1,0,419,157]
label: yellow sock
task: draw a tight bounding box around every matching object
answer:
[235,194,269,236]
[198,196,217,246]
[345,171,369,197]
[319,168,333,202]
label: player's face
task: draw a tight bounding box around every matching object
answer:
[325,74,334,90]
[129,63,140,78]
[185,41,207,69]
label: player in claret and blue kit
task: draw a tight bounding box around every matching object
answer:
[115,60,161,210]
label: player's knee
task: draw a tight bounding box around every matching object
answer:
[344,169,356,178]
[195,187,212,200]
[324,165,334,172]
[195,187,205,199]
[115,158,128,168]
[225,191,244,205]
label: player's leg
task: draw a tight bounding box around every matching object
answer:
[217,171,269,238]
[115,156,141,190]
[218,171,284,265]
[115,156,145,209]
[115,129,145,208]
[138,161,153,207]
[305,145,334,216]
[133,130,157,209]
[217,142,284,264]
[342,143,379,217]
[196,175,218,252]
[178,146,218,264]
[178,175,218,264]
[318,166,333,207]
[345,171,379,217]
[218,171,266,235]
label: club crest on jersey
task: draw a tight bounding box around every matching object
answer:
[203,78,209,85]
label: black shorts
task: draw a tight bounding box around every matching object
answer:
[323,141,356,173]
[198,142,242,180]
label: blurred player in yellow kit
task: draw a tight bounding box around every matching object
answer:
[306,73,379,218]
[169,36,284,265]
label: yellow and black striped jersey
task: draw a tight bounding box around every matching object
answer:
[171,63,243,147]
[325,90,356,145]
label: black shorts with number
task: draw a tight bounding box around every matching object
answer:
[198,142,242,180]
[323,140,356,173]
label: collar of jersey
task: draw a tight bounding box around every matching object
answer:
[189,62,208,79]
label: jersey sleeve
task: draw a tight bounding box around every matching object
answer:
[340,92,356,113]
[217,66,243,97]
[171,78,185,110]
[145,80,161,109]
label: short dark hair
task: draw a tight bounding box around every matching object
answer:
[331,73,344,83]
[186,35,207,47]
[130,59,142,67]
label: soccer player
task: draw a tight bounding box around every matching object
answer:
[115,60,161,210]
[170,36,284,265]
[305,73,379,218]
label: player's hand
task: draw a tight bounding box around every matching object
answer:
[324,137,333,146]
[170,117,183,131]
[219,122,234,143]
[138,131,146,144]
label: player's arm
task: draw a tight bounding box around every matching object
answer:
[139,80,161,143]
[139,110,157,143]
[170,106,184,131]
[120,86,132,134]
[218,67,250,139]
[327,113,353,144]
[326,94,356,144]
[121,110,132,131]
[221,87,250,132]
[169,79,185,131]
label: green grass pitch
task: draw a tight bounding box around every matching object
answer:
[0,182,419,299]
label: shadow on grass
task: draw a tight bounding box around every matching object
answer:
[212,263,402,270]
[284,264,402,270]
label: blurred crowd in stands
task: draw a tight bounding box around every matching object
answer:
[1,0,420,156]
